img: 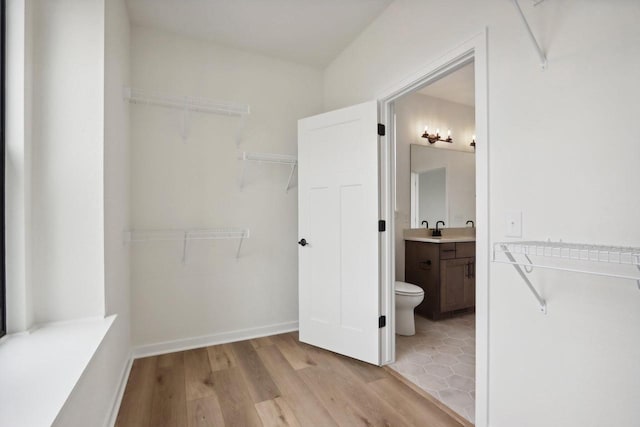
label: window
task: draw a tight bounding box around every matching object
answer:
[1,0,6,338]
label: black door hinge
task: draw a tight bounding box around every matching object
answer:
[378,220,386,232]
[377,123,385,136]
[378,315,386,328]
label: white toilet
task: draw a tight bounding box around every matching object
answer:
[395,281,425,336]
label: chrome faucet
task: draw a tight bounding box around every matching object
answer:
[421,220,429,229]
[466,220,475,227]
[433,221,445,237]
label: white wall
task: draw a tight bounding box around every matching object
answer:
[104,0,131,329]
[102,0,132,391]
[30,0,106,322]
[54,0,132,425]
[130,27,324,348]
[394,91,476,280]
[325,0,640,426]
[5,0,33,333]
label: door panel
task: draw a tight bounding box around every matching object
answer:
[298,101,379,365]
[308,186,336,324]
[340,184,366,331]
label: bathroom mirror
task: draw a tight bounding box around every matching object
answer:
[410,144,475,228]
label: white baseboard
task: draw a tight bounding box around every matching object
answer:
[105,351,133,427]
[132,321,299,359]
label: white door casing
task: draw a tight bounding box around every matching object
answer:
[377,30,488,425]
[297,100,380,365]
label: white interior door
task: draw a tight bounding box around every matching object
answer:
[297,101,380,365]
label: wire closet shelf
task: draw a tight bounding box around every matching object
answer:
[493,241,640,314]
[123,87,250,144]
[124,87,250,116]
[239,151,298,193]
[124,228,250,261]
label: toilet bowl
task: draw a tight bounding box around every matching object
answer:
[395,281,425,336]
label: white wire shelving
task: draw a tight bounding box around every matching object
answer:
[123,87,250,143]
[124,228,250,262]
[238,151,298,193]
[493,241,640,314]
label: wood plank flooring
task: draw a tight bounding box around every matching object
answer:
[116,332,467,427]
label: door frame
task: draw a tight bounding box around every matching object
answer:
[377,30,489,427]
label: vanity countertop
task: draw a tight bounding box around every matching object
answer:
[403,226,476,244]
[404,236,476,244]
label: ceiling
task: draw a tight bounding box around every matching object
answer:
[126,0,393,67]
[418,62,475,107]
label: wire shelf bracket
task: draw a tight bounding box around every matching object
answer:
[493,241,640,314]
[238,151,298,193]
[512,0,548,69]
[124,228,250,262]
[124,87,250,142]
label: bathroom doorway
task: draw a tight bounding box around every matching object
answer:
[393,60,477,424]
[377,33,488,427]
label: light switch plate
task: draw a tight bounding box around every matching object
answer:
[506,211,522,237]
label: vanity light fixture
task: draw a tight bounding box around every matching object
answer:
[470,134,476,148]
[421,126,453,144]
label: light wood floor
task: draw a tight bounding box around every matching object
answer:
[116,332,468,427]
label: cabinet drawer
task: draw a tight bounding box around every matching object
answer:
[439,243,457,259]
[456,242,475,258]
[405,241,440,286]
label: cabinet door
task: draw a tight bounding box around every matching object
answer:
[405,241,440,318]
[440,257,474,312]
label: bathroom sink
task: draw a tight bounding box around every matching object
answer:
[404,236,475,243]
[403,227,476,244]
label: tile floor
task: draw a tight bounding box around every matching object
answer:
[390,313,475,424]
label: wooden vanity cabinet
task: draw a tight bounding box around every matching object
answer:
[405,241,475,320]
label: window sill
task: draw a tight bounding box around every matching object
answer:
[0,315,115,427]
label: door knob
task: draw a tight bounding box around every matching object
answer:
[298,238,308,247]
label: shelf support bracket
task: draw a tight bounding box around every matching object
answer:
[512,0,548,69]
[182,231,189,264]
[236,236,245,259]
[285,163,297,193]
[502,244,547,313]
[239,157,247,190]
[235,114,248,147]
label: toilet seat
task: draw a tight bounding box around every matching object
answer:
[395,281,424,296]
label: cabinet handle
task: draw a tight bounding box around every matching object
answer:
[471,262,475,278]
[442,249,456,252]
[419,260,432,270]
[464,263,469,278]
